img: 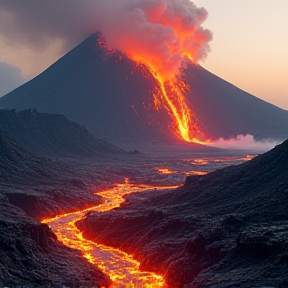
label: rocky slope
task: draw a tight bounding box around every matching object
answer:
[0,193,111,288]
[0,108,123,158]
[0,127,112,219]
[77,140,288,288]
[0,128,113,287]
[0,34,287,144]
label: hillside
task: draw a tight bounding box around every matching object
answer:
[0,193,110,288]
[0,108,123,158]
[0,34,287,144]
[0,128,107,219]
[0,129,111,287]
[77,140,288,288]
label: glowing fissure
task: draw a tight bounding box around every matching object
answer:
[128,49,204,143]
[157,76,201,143]
[42,180,178,287]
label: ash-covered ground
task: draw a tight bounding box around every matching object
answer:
[1,109,284,288]
[77,140,288,288]
[0,124,259,287]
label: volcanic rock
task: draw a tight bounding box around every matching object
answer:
[0,33,287,144]
[77,140,288,287]
[0,108,123,158]
[0,127,105,219]
[0,193,110,288]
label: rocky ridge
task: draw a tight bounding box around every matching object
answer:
[0,108,124,158]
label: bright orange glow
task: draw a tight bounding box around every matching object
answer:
[155,167,177,175]
[42,180,179,287]
[189,171,208,176]
[131,54,207,144]
[154,155,255,177]
[192,159,210,165]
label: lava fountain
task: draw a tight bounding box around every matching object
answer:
[100,0,213,143]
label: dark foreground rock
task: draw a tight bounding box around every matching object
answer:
[77,140,288,288]
[0,128,115,286]
[0,193,111,288]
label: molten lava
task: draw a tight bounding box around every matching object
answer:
[131,55,205,143]
[98,0,213,144]
[42,180,178,287]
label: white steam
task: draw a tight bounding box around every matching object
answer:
[206,134,279,151]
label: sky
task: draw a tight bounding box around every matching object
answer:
[0,0,287,110]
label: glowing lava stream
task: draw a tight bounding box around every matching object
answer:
[158,77,202,144]
[133,57,206,144]
[42,181,178,287]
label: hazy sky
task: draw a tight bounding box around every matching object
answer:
[194,0,288,110]
[0,0,287,110]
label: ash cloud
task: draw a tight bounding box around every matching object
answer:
[0,0,212,78]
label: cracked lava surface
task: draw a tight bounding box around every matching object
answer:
[42,180,178,287]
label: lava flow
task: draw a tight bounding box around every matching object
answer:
[130,53,205,144]
[42,180,178,287]
[100,0,213,144]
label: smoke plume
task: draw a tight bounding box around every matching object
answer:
[0,0,212,78]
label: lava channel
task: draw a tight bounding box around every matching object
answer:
[42,180,178,287]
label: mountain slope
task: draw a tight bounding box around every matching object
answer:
[0,109,123,158]
[0,34,173,144]
[0,33,287,143]
[77,140,288,287]
[184,63,288,140]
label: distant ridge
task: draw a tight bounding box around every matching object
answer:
[0,33,287,143]
[0,109,123,158]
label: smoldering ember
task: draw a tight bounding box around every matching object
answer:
[0,1,287,288]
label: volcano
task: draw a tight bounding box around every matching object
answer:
[0,33,287,145]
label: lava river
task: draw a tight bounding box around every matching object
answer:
[42,180,178,287]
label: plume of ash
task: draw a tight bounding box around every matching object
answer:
[0,0,212,78]
[101,0,213,79]
[206,134,279,151]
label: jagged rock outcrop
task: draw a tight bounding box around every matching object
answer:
[77,140,288,288]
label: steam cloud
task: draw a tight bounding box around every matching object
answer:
[0,0,212,78]
[206,134,279,151]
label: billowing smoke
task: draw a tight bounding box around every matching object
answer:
[0,0,212,78]
[100,0,213,79]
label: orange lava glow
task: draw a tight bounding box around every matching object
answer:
[191,155,256,165]
[42,180,178,287]
[155,167,177,174]
[132,55,206,144]
[189,171,208,176]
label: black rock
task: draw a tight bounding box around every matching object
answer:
[77,139,288,288]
